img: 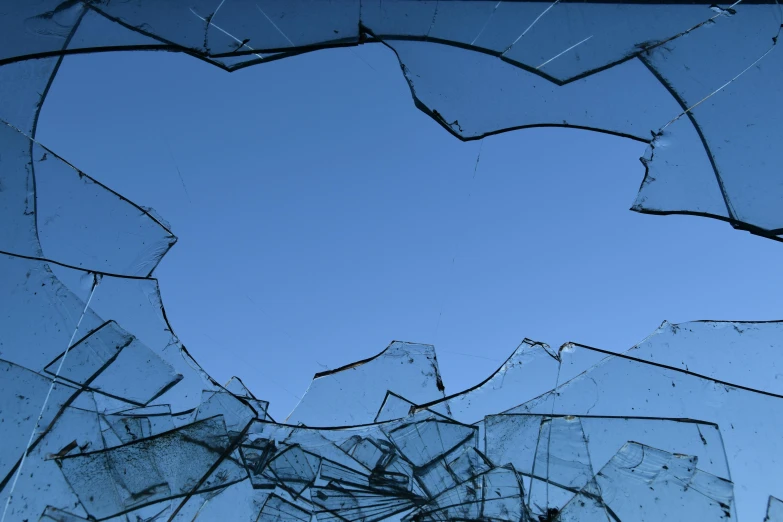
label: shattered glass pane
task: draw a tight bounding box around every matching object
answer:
[1,1,783,521]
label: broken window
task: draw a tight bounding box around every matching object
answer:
[1,1,782,521]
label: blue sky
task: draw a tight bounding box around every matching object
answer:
[38,43,783,419]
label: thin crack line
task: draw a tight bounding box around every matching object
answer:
[662,26,780,130]
[472,139,483,179]
[189,7,265,59]
[164,138,191,204]
[536,35,593,70]
[471,1,502,46]
[425,0,440,39]
[213,0,228,20]
[206,0,229,53]
[1,276,100,522]
[256,4,295,47]
[503,0,560,55]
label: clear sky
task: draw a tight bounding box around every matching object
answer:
[37,43,783,420]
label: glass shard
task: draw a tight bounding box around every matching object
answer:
[287,341,446,426]
[767,497,783,522]
[56,416,235,519]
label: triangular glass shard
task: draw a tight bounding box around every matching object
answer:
[767,496,783,522]
[256,493,311,521]
[386,418,476,468]
[416,339,560,424]
[528,416,595,517]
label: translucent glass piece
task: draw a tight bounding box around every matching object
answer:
[65,8,169,52]
[386,418,476,468]
[560,442,735,522]
[56,415,235,520]
[225,376,255,398]
[478,466,526,522]
[510,344,781,520]
[374,391,416,423]
[42,321,132,387]
[265,445,320,497]
[0,122,44,259]
[632,117,730,220]
[39,319,182,407]
[86,1,222,55]
[108,404,176,439]
[0,360,80,486]
[484,414,731,508]
[767,497,783,522]
[33,139,176,276]
[387,40,683,140]
[170,479,270,522]
[642,6,783,233]
[311,483,416,522]
[257,493,311,521]
[628,320,783,395]
[360,0,437,37]
[0,59,58,135]
[0,254,106,373]
[494,3,714,82]
[416,339,560,424]
[528,417,595,516]
[554,492,613,522]
[207,0,360,53]
[409,473,482,520]
[38,506,90,522]
[1,405,103,521]
[247,421,370,475]
[447,447,492,484]
[415,458,458,498]
[80,336,181,406]
[408,465,525,521]
[287,341,446,426]
[76,274,216,412]
[0,0,84,63]
[225,376,271,420]
[195,390,256,434]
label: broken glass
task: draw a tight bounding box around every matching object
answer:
[767,497,783,522]
[1,1,782,521]
[2,0,777,234]
[287,341,446,426]
[510,342,782,520]
[557,442,735,522]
